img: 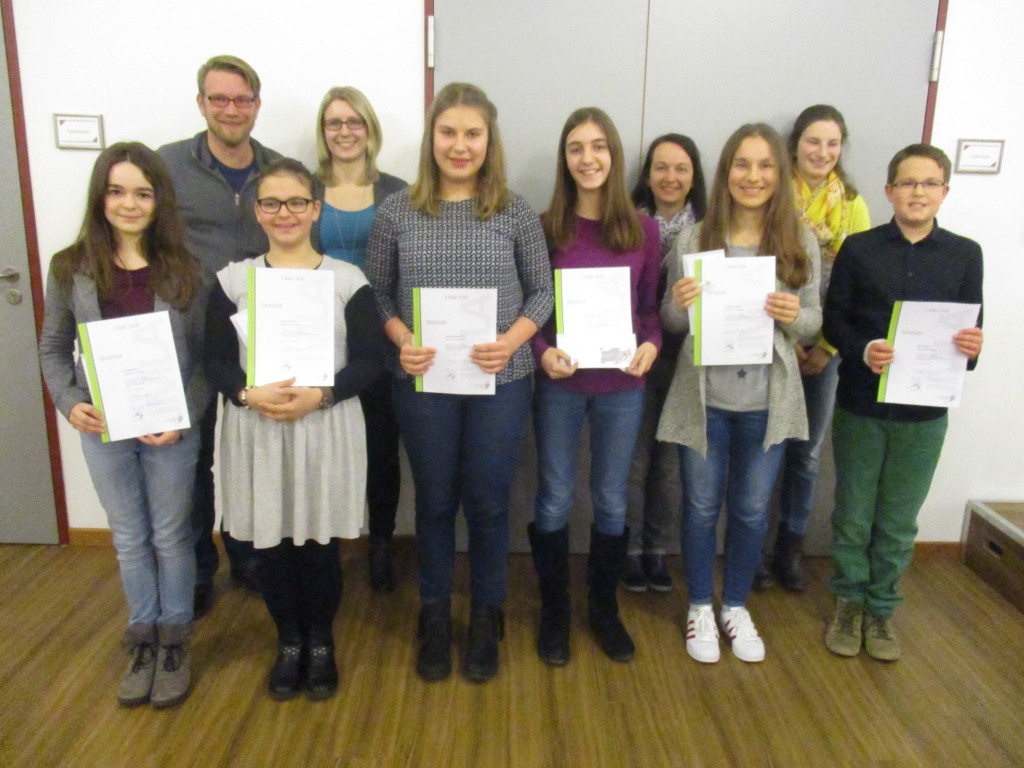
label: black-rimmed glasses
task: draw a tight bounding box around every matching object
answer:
[256,197,314,214]
[323,117,367,133]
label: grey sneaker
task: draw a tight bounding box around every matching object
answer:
[118,625,157,707]
[825,597,863,657]
[150,623,192,708]
[863,614,901,661]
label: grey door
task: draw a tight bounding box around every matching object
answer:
[0,8,59,543]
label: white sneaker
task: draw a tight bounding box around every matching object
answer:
[719,606,765,663]
[685,605,720,663]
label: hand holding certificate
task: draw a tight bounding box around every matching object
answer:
[690,255,776,366]
[414,287,497,395]
[246,267,335,387]
[78,311,190,442]
[877,301,981,407]
[554,266,636,368]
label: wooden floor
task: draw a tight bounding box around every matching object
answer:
[1,542,1022,768]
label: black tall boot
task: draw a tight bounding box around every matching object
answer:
[772,527,807,592]
[587,525,635,663]
[528,523,571,666]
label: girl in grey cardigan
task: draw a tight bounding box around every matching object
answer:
[656,124,820,665]
[39,142,208,709]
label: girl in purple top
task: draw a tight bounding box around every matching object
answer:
[529,108,661,666]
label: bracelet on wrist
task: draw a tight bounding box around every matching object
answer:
[318,387,335,410]
[239,386,253,409]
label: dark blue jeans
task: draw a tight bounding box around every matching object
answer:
[680,408,787,606]
[392,375,532,606]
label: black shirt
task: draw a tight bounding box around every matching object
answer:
[824,219,983,422]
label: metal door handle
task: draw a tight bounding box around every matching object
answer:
[0,267,19,282]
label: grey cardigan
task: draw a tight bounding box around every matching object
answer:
[39,265,212,425]
[656,224,821,455]
[310,171,408,255]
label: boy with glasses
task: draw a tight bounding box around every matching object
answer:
[822,143,983,661]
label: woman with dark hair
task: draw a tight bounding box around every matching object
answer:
[365,82,553,683]
[311,85,407,593]
[205,158,384,701]
[528,107,661,666]
[622,133,707,592]
[39,142,208,708]
[658,124,821,664]
[759,105,871,591]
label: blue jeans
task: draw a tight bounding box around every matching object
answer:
[778,354,839,535]
[392,376,532,606]
[534,382,645,536]
[80,428,200,626]
[679,408,787,606]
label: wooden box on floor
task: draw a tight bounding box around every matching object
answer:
[962,500,1024,613]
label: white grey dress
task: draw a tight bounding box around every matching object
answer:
[216,256,367,548]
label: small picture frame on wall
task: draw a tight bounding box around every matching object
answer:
[53,114,105,150]
[955,139,1003,174]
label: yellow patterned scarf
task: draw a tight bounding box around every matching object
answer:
[793,172,850,261]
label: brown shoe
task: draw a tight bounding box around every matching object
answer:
[150,623,192,708]
[862,614,901,661]
[825,598,863,657]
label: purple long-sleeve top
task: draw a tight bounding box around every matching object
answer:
[532,214,662,394]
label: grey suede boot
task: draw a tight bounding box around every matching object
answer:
[150,623,192,709]
[118,624,158,707]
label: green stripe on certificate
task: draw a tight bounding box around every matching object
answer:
[554,269,564,334]
[76,322,110,443]
[877,300,903,402]
[693,259,703,366]
[246,267,257,387]
[413,287,423,393]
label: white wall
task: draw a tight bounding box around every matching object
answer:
[14,0,424,528]
[918,0,1024,539]
[16,0,1024,539]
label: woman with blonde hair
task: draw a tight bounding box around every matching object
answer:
[312,85,407,592]
[366,82,553,683]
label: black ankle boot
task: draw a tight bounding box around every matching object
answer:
[528,523,571,666]
[772,528,807,592]
[463,603,504,682]
[304,626,338,701]
[268,621,304,701]
[368,534,397,594]
[416,602,452,682]
[752,559,774,591]
[587,526,635,663]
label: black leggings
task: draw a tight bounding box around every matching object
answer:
[260,538,342,643]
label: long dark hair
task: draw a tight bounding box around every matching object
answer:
[630,133,707,221]
[788,104,859,200]
[52,142,199,308]
[544,107,643,253]
[700,124,811,290]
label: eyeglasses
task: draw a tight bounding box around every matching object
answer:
[890,179,946,191]
[205,94,257,109]
[323,117,367,133]
[256,197,314,214]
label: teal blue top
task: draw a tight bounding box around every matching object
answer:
[319,201,377,269]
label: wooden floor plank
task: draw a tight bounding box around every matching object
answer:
[0,542,1021,768]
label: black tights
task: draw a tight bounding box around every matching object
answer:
[260,538,342,644]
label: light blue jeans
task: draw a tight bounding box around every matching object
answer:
[534,382,645,536]
[779,354,839,535]
[680,408,787,606]
[80,428,199,626]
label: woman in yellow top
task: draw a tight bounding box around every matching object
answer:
[762,105,870,591]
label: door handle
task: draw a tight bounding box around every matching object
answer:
[0,267,19,283]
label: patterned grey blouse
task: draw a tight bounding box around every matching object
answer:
[365,190,554,385]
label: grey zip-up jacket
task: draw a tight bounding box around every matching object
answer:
[158,132,282,276]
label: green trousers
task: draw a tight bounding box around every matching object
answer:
[828,406,948,617]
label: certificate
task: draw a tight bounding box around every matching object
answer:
[877,301,981,407]
[77,311,190,442]
[246,267,334,387]
[692,256,775,366]
[554,266,635,368]
[680,249,725,330]
[414,287,497,395]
